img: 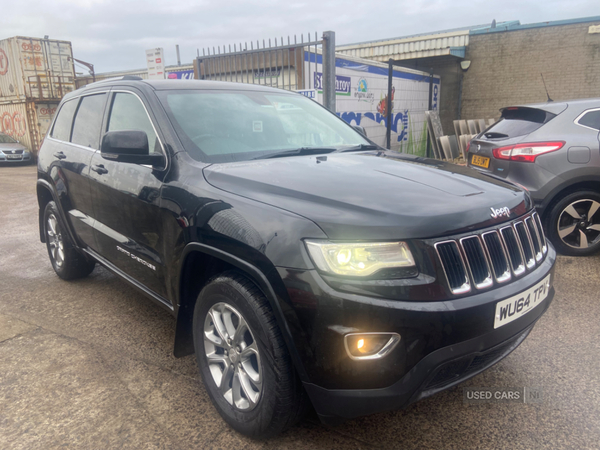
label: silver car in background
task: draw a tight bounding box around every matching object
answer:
[0,133,32,164]
[467,99,600,256]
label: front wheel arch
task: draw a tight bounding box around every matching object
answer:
[174,243,309,382]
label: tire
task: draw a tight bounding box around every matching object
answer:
[192,271,307,438]
[546,190,600,256]
[43,201,96,280]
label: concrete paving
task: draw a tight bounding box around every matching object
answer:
[0,164,599,449]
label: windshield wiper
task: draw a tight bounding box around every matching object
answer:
[484,132,509,139]
[334,144,380,153]
[252,147,337,160]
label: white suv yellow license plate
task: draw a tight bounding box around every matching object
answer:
[494,275,551,329]
[471,154,490,168]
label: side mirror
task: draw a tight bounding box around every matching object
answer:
[101,130,164,166]
[353,125,367,137]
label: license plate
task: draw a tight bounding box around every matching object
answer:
[494,274,551,329]
[6,154,21,160]
[471,155,490,168]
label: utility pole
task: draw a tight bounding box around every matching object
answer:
[386,59,393,149]
[322,31,336,113]
[426,68,433,158]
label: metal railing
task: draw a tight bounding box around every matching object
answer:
[25,74,74,100]
[197,32,322,92]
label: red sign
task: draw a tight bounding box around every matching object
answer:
[0,48,8,76]
[156,58,162,64]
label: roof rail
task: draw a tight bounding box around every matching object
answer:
[82,75,143,88]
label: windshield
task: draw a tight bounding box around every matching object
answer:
[157,89,369,163]
[0,134,18,144]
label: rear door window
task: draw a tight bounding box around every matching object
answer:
[71,94,107,149]
[483,107,556,139]
[51,99,78,142]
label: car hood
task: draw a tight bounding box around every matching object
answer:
[203,151,531,240]
[0,143,27,152]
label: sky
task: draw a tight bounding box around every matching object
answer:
[1,0,598,74]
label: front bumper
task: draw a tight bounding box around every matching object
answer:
[279,244,556,421]
[305,318,543,422]
[0,153,32,163]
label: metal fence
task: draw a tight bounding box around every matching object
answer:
[197,32,321,91]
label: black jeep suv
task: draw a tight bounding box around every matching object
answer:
[37,77,556,438]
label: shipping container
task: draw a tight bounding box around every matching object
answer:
[0,100,58,153]
[0,36,75,103]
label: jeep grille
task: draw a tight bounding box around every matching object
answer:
[435,212,547,295]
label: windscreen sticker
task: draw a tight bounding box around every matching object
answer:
[253,121,263,132]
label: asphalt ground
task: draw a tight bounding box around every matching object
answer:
[1,164,599,450]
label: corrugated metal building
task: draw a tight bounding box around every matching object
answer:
[336,27,474,62]
[337,16,600,137]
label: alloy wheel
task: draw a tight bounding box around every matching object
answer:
[557,199,600,249]
[46,213,65,268]
[204,302,262,411]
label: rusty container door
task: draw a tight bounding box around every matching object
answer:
[0,36,76,103]
[0,38,23,102]
[31,101,58,152]
[0,102,34,151]
[0,100,58,154]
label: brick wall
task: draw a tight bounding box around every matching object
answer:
[461,22,600,121]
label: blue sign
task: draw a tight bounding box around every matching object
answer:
[167,70,195,80]
[296,89,316,99]
[314,72,351,96]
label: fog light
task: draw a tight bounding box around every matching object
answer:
[344,332,401,360]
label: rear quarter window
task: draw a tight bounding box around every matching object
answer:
[71,94,107,149]
[483,107,556,139]
[51,99,78,142]
[576,110,600,131]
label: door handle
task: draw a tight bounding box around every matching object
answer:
[53,151,67,160]
[91,164,108,175]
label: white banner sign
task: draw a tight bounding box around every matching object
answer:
[146,48,165,80]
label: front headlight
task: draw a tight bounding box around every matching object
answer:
[305,240,415,277]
